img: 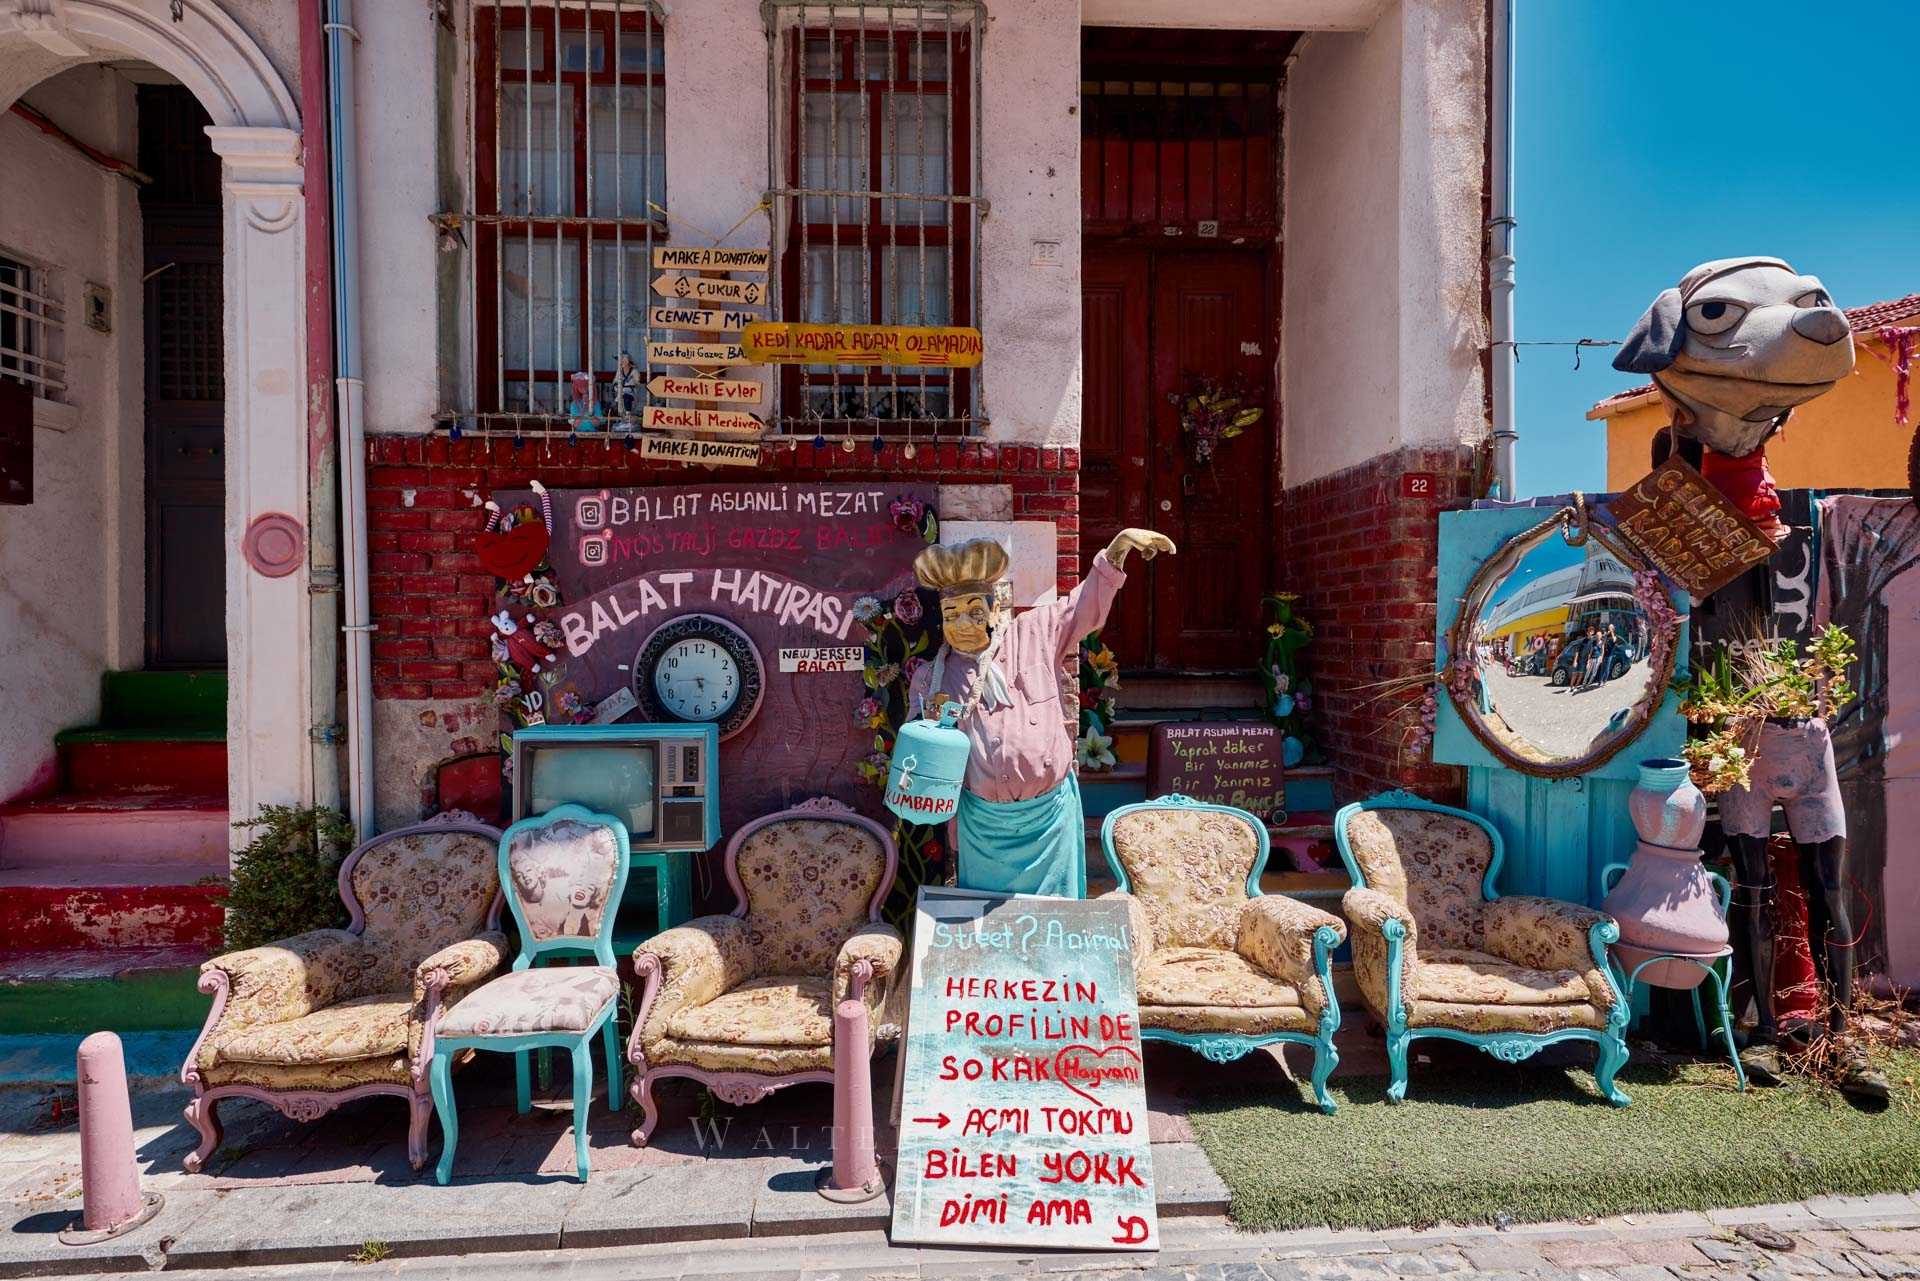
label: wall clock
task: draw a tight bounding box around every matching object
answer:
[632,613,764,740]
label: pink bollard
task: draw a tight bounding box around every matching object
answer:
[816,999,884,1203]
[59,1032,163,1246]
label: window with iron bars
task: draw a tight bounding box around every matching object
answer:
[0,255,65,404]
[765,1,985,440]
[441,0,666,433]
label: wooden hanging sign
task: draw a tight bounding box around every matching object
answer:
[649,305,754,335]
[646,340,752,367]
[640,405,765,436]
[742,322,984,368]
[637,435,762,468]
[646,374,764,405]
[652,245,771,272]
[1604,456,1777,600]
[653,273,766,308]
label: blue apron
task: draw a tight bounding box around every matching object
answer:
[953,772,1086,899]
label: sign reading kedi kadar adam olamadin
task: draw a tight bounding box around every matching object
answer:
[892,888,1157,1251]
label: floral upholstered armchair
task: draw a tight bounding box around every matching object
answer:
[1334,791,1631,1106]
[1100,795,1347,1114]
[627,797,901,1145]
[181,818,507,1172]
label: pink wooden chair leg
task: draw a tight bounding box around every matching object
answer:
[182,1094,222,1174]
[629,1072,661,1147]
[406,1093,435,1170]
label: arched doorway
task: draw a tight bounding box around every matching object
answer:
[0,0,315,847]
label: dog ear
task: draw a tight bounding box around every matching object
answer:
[1613,287,1686,374]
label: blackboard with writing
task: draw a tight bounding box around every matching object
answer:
[1147,722,1286,821]
[891,888,1158,1251]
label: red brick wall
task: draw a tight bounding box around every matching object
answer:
[1278,443,1486,803]
[364,434,1081,701]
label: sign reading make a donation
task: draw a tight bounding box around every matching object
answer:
[891,887,1157,1252]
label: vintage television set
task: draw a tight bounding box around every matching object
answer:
[509,723,720,851]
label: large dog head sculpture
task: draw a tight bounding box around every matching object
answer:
[1614,257,1855,458]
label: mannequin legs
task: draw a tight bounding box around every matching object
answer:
[1727,834,1779,1046]
[1794,835,1854,1034]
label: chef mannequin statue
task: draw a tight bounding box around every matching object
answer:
[908,529,1175,898]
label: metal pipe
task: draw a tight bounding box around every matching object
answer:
[1488,0,1517,500]
[301,0,343,817]
[326,0,375,838]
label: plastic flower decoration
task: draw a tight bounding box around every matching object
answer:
[851,595,884,624]
[1075,728,1117,771]
[894,588,924,626]
[1169,373,1264,466]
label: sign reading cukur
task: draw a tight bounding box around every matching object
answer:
[891,888,1158,1252]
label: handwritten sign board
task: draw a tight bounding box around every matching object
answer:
[742,322,984,368]
[653,245,770,272]
[1146,722,1286,821]
[637,436,761,468]
[1605,457,1776,600]
[653,273,765,308]
[647,374,763,405]
[647,340,751,367]
[502,484,934,831]
[641,405,763,435]
[650,305,754,335]
[777,645,863,672]
[892,887,1157,1252]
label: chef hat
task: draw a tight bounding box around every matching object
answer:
[913,538,1010,598]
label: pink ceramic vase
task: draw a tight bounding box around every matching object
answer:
[1602,758,1729,988]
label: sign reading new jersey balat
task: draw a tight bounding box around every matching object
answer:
[892,888,1157,1251]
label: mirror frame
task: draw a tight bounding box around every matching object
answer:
[1443,506,1680,778]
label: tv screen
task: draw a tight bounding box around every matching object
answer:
[526,744,657,840]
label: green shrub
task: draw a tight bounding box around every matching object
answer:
[222,804,356,951]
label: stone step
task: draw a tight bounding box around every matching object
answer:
[0,946,211,1034]
[0,864,226,949]
[0,789,228,867]
[56,735,227,794]
[96,668,226,732]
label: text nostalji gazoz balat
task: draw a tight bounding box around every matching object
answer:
[891,888,1158,1251]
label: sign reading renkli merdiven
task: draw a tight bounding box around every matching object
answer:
[891,887,1157,1252]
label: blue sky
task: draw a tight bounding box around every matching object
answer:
[1513,3,1920,497]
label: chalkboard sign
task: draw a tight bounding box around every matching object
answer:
[891,888,1158,1252]
[1146,722,1286,821]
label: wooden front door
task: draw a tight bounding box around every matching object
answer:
[1081,246,1272,672]
[140,86,226,668]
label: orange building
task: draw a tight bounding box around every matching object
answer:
[1588,294,1919,492]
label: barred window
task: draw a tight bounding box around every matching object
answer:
[449,1,666,429]
[766,2,985,439]
[0,255,65,403]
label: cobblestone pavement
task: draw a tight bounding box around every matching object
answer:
[133,1193,1920,1281]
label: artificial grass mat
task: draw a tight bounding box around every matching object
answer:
[1187,1047,1920,1232]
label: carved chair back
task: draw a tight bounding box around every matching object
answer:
[723,797,896,977]
[1101,796,1268,951]
[499,804,631,969]
[341,818,504,995]
[1335,793,1504,951]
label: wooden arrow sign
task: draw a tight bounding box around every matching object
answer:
[646,340,752,367]
[641,405,764,435]
[647,374,763,405]
[649,305,754,334]
[653,273,765,308]
[742,322,984,367]
[652,245,771,272]
[639,435,762,468]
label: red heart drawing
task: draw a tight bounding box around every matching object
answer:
[1051,1043,1143,1107]
[475,521,549,581]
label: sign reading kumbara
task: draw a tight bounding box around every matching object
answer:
[892,888,1158,1252]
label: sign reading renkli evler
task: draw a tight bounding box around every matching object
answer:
[892,888,1158,1252]
[1146,722,1287,821]
[1604,456,1777,600]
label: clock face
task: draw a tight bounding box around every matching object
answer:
[633,614,764,740]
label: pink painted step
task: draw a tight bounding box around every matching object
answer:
[59,739,226,795]
[0,788,228,868]
[0,865,227,949]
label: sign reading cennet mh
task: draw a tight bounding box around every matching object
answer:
[652,245,771,272]
[653,273,766,308]
[647,374,764,405]
[742,322,984,368]
[650,305,754,335]
[891,887,1157,1252]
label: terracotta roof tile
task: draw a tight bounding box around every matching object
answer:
[1587,293,1920,419]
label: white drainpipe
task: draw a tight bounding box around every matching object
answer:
[326,0,375,838]
[1488,0,1518,500]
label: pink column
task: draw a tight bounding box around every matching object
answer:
[60,1033,164,1245]
[816,999,884,1204]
